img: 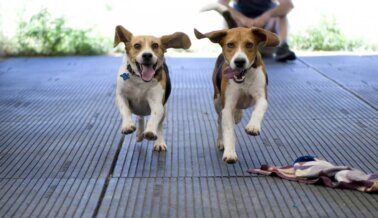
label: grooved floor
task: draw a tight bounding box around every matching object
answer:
[0,55,377,217]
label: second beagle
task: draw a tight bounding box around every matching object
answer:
[195,27,279,163]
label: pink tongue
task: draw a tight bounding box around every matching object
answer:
[141,65,155,81]
[223,67,242,79]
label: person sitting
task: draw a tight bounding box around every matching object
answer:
[218,0,296,62]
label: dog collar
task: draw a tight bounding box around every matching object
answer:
[127,64,137,76]
[119,64,135,81]
[120,72,129,80]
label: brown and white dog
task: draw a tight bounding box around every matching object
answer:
[114,25,191,151]
[194,27,279,163]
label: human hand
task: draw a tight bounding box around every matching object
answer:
[254,13,270,28]
[237,17,256,28]
[238,16,267,28]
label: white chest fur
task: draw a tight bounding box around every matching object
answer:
[116,64,164,116]
[226,66,266,109]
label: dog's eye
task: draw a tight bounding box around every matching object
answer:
[152,43,159,49]
[245,42,254,48]
[227,43,234,48]
[134,43,141,49]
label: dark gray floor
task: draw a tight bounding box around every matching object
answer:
[0,55,377,217]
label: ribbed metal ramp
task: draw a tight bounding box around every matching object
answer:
[0,56,377,217]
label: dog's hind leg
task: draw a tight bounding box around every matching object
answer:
[233,109,243,124]
[217,114,224,151]
[214,97,224,150]
[136,116,144,142]
[153,107,167,151]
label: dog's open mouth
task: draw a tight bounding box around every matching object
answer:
[223,67,246,83]
[136,62,158,82]
[233,71,246,83]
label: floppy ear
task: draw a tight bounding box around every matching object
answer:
[194,28,227,44]
[161,32,191,49]
[113,25,133,48]
[251,28,280,47]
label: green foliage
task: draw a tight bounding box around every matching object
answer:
[0,33,16,57]
[291,16,362,51]
[15,8,110,56]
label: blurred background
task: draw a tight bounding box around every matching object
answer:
[0,0,377,57]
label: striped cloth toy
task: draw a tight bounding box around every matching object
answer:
[248,155,378,193]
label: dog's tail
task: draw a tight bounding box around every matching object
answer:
[200,3,238,29]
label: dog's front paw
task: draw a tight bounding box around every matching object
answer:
[222,150,238,164]
[143,131,158,141]
[245,124,261,136]
[121,124,136,134]
[154,143,167,151]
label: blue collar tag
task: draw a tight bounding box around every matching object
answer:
[120,72,129,81]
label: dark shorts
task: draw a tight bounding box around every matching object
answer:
[233,0,276,18]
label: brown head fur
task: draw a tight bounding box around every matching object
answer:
[194,27,279,67]
[114,25,191,76]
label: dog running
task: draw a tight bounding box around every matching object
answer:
[114,25,191,151]
[194,20,280,163]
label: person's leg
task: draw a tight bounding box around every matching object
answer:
[259,18,278,57]
[277,16,288,43]
[264,18,277,33]
[264,16,288,44]
[274,15,296,62]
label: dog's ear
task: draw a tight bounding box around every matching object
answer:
[251,28,280,47]
[161,32,191,49]
[194,28,227,44]
[114,25,133,48]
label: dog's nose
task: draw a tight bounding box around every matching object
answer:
[234,58,246,68]
[142,53,153,61]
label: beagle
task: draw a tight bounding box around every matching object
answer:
[194,27,279,163]
[114,25,191,151]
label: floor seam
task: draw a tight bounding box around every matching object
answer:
[92,134,125,218]
[298,58,378,111]
[111,175,262,179]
